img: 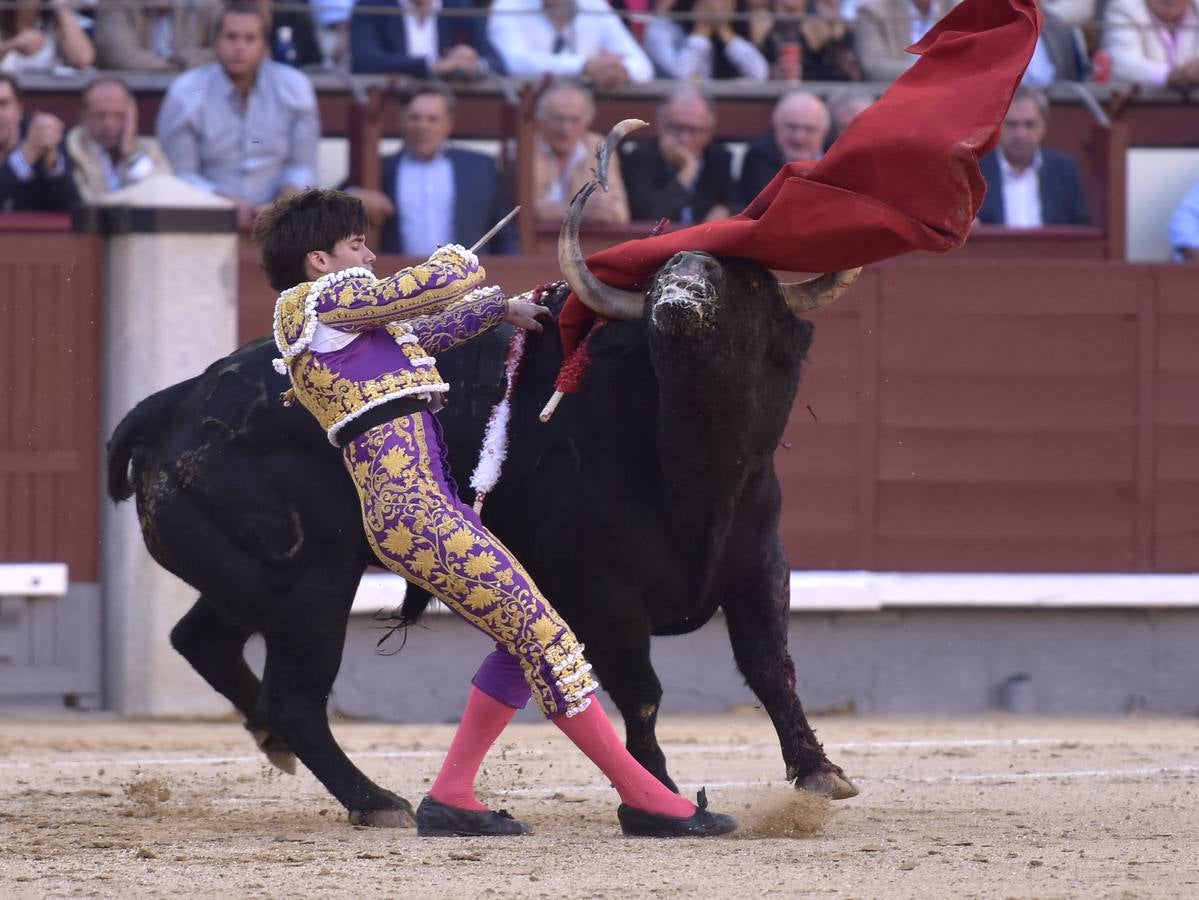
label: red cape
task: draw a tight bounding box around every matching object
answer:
[557,0,1042,358]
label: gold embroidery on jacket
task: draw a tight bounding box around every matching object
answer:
[290,353,449,438]
[319,260,485,328]
[274,285,309,349]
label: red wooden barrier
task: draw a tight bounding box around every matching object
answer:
[0,222,104,581]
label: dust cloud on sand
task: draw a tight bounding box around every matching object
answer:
[736,788,833,839]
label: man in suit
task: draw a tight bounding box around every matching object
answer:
[854,0,957,82]
[0,74,78,213]
[977,86,1089,227]
[349,0,505,77]
[738,90,828,205]
[350,81,517,255]
[622,84,739,224]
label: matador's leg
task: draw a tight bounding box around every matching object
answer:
[343,413,732,837]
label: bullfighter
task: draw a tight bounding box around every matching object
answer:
[258,188,736,838]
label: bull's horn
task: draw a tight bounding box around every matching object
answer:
[779,268,863,315]
[558,120,647,322]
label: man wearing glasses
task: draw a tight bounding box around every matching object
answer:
[622,84,741,224]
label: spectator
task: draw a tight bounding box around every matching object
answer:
[350,0,504,77]
[1022,11,1088,87]
[346,81,516,255]
[622,84,740,224]
[853,0,955,82]
[825,86,872,148]
[643,0,769,80]
[754,0,863,82]
[533,80,629,224]
[1103,0,1199,88]
[65,78,171,202]
[0,73,78,211]
[156,2,319,230]
[94,0,220,70]
[1043,0,1097,27]
[1168,180,1199,261]
[1,0,95,72]
[488,0,653,87]
[312,0,354,66]
[263,0,323,68]
[738,89,828,202]
[976,86,1089,227]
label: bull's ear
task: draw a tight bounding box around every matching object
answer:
[779,268,862,316]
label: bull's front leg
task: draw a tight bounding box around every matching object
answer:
[256,580,416,827]
[571,605,679,794]
[722,548,858,799]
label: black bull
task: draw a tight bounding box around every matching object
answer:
[107,264,857,828]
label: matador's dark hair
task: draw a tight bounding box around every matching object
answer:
[252,189,368,292]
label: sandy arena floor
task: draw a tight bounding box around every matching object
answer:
[0,712,1197,898]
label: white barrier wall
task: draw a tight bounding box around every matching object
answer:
[1127,148,1199,261]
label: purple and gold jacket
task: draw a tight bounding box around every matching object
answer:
[272,244,508,444]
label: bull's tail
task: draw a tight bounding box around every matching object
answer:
[375,585,436,654]
[106,380,193,502]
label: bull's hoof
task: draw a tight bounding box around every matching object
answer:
[797,770,859,800]
[264,747,298,775]
[348,803,416,828]
[250,729,297,775]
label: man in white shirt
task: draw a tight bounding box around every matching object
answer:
[1103,0,1199,88]
[976,86,1089,228]
[488,0,653,87]
[156,2,319,229]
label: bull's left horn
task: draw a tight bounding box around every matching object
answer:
[779,268,863,315]
[558,119,648,322]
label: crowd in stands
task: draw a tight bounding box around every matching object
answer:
[1,0,1197,259]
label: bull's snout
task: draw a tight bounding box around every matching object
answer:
[651,252,721,335]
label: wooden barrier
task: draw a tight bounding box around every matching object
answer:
[0,218,104,581]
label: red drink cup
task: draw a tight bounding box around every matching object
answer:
[779,41,802,81]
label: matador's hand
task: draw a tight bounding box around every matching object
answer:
[506,298,550,333]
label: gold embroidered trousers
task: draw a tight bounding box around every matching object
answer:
[343,412,599,718]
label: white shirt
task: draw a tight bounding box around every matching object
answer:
[488,0,654,83]
[1022,35,1057,88]
[998,150,1043,228]
[402,0,441,66]
[396,149,455,256]
[541,138,590,206]
[907,0,936,45]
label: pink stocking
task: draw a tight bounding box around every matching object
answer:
[554,698,695,818]
[428,686,518,811]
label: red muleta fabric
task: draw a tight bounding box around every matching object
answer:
[556,0,1043,360]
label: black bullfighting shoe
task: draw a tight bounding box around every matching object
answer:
[415,795,532,837]
[616,788,737,838]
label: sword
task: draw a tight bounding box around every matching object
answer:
[470,205,520,253]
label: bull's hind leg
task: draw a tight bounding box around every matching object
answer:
[169,597,295,772]
[722,552,858,799]
[255,601,415,828]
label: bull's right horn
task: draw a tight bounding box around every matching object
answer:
[779,268,863,316]
[558,120,647,322]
